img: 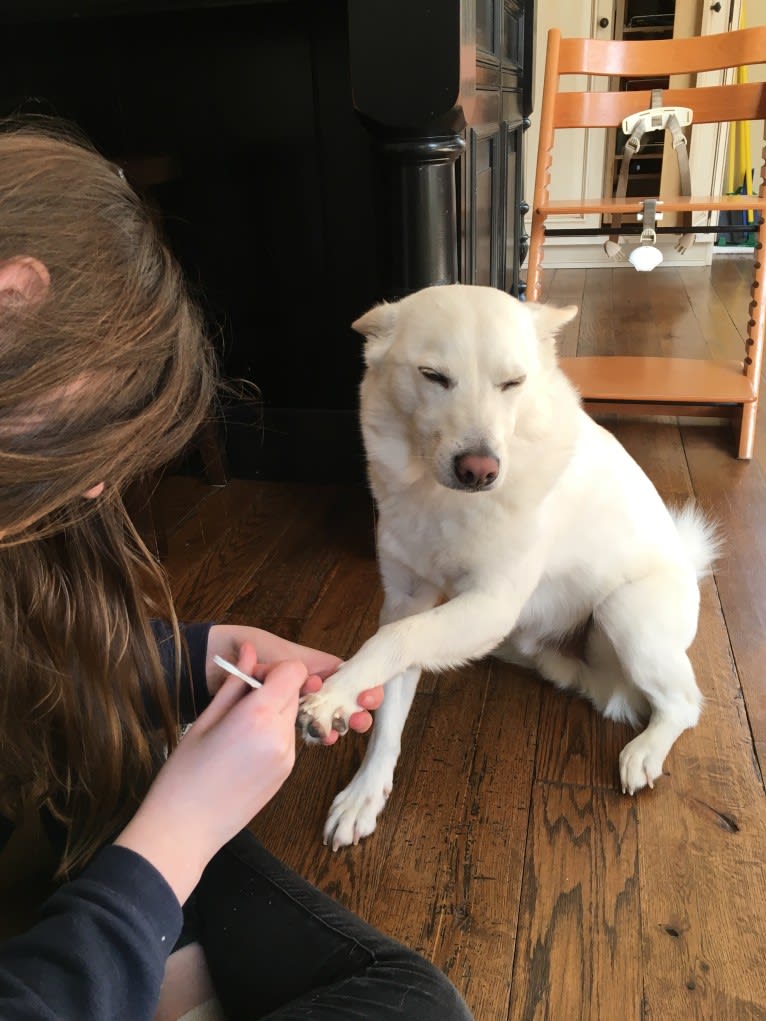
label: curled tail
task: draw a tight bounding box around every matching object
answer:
[670,502,723,580]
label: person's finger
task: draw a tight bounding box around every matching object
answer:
[235,641,259,678]
[194,641,261,732]
[299,673,323,697]
[356,686,384,711]
[348,709,373,734]
[314,659,343,680]
[251,660,342,685]
[257,659,309,713]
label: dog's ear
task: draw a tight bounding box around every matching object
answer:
[526,302,578,338]
[351,301,399,366]
[526,303,578,366]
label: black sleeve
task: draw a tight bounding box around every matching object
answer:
[150,620,214,725]
[0,813,13,854]
[0,844,182,1021]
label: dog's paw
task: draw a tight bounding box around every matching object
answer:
[296,684,359,743]
[619,733,666,795]
[323,773,393,852]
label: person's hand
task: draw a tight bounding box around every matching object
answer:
[206,624,384,744]
[115,642,305,905]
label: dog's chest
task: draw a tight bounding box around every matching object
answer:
[375,493,519,589]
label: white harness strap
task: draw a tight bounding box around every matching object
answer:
[605,89,695,264]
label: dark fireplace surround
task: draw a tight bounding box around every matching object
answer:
[0,0,534,483]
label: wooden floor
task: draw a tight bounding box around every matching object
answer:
[158,259,766,1021]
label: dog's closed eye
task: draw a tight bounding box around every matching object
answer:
[499,376,526,391]
[418,367,454,390]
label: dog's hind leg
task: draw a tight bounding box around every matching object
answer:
[533,628,649,727]
[491,635,538,671]
[595,572,703,795]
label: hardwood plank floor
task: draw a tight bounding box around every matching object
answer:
[159,260,766,1020]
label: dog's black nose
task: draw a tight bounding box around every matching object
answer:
[453,453,500,490]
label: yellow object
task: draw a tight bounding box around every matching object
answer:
[730,2,754,222]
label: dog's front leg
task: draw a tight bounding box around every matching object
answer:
[301,577,537,847]
[298,583,528,742]
[323,665,421,850]
[322,579,440,850]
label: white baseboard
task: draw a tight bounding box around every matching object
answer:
[712,245,757,256]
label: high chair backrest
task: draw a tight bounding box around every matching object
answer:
[529,25,766,303]
[539,26,766,134]
[527,25,766,462]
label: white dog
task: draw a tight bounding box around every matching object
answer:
[297,284,718,851]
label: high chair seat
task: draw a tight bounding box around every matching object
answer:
[560,357,756,410]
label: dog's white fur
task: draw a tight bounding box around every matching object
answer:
[297,284,719,851]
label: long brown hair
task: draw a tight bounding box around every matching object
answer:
[0,120,217,876]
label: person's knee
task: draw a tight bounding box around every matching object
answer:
[421,960,472,1020]
[378,945,473,1019]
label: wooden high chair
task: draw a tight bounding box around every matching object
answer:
[527,26,766,459]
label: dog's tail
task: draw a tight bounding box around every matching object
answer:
[670,502,723,580]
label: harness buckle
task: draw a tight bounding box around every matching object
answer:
[625,135,642,155]
[622,106,693,136]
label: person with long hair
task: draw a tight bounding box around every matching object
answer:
[0,121,471,1021]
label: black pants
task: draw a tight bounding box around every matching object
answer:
[189,830,472,1020]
